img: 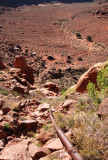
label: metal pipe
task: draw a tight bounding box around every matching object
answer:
[49,106,83,160]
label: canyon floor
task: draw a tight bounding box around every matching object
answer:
[0,1,108,89]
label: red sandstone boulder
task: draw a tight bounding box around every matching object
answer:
[61,99,76,110]
[0,130,7,139]
[29,143,49,160]
[19,120,37,133]
[2,106,11,115]
[44,138,63,151]
[0,58,8,70]
[44,82,59,94]
[14,56,34,84]
[0,139,31,160]
[37,132,53,144]
[76,62,108,92]
[37,103,50,112]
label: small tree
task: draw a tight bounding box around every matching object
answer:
[75,33,81,39]
[86,35,92,42]
[87,65,108,105]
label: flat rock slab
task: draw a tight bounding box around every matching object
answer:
[45,138,63,151]
[37,103,50,112]
[0,139,31,160]
[19,120,37,133]
[29,143,49,160]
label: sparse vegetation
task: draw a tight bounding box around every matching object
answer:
[3,123,12,133]
[49,155,58,160]
[87,65,108,105]
[12,103,20,112]
[75,32,82,39]
[71,112,108,160]
[19,116,29,121]
[86,35,92,42]
[27,131,37,138]
[0,88,9,96]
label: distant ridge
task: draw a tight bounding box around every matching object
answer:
[0,0,95,8]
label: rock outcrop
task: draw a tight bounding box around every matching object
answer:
[0,58,8,70]
[76,61,108,92]
[14,56,34,85]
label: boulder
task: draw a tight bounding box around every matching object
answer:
[98,98,108,119]
[44,82,59,94]
[19,120,37,133]
[0,58,8,70]
[2,106,11,115]
[11,83,29,94]
[29,143,49,160]
[14,56,34,84]
[0,130,7,139]
[0,139,31,160]
[40,149,65,160]
[0,99,4,109]
[37,103,50,112]
[76,61,108,92]
[37,88,57,97]
[61,99,76,110]
[37,132,53,144]
[48,69,63,79]
[44,138,63,151]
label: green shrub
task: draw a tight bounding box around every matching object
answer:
[3,123,12,133]
[75,33,81,39]
[97,66,108,91]
[54,112,68,132]
[87,82,101,105]
[87,65,108,105]
[86,35,92,42]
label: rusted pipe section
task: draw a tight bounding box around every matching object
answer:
[49,106,83,160]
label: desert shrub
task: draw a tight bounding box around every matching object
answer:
[75,32,81,39]
[0,89,9,96]
[71,112,108,160]
[54,112,75,132]
[19,116,29,121]
[54,111,108,159]
[87,82,101,105]
[86,35,92,42]
[3,123,13,133]
[54,112,68,132]
[61,88,67,96]
[27,131,37,138]
[97,66,108,91]
[87,65,108,105]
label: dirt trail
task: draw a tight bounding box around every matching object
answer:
[76,42,93,57]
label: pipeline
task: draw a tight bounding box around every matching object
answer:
[49,106,83,160]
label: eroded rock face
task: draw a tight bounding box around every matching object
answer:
[0,58,8,70]
[14,56,34,85]
[76,62,108,92]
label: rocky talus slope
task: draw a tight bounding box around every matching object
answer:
[0,57,108,160]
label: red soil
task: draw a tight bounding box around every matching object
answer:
[0,2,108,87]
